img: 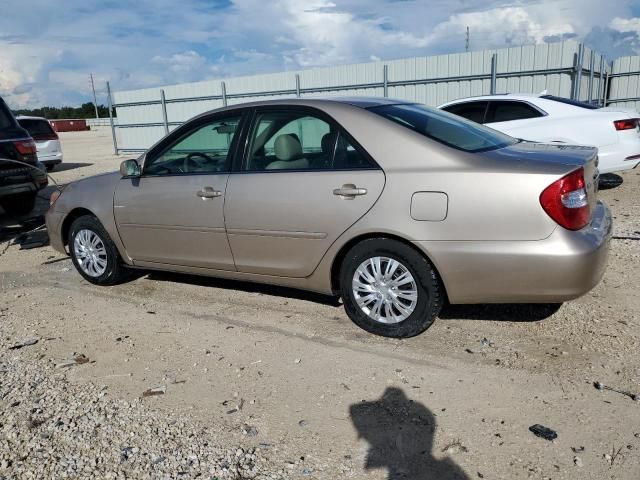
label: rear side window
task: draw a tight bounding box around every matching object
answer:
[0,99,14,129]
[369,103,516,153]
[17,119,56,139]
[441,101,488,123]
[487,101,545,123]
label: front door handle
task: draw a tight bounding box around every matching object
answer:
[197,186,222,199]
[333,184,367,199]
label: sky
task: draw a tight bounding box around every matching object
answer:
[1,0,640,108]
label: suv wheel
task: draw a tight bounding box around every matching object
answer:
[339,238,443,338]
[68,215,129,285]
[0,192,37,216]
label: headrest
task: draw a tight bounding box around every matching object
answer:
[274,134,302,161]
[321,132,337,155]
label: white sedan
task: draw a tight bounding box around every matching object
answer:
[439,94,640,174]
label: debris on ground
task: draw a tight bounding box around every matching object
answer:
[574,456,583,467]
[142,385,166,397]
[529,424,558,441]
[241,424,259,436]
[441,439,468,454]
[56,353,90,369]
[594,381,640,401]
[8,337,39,350]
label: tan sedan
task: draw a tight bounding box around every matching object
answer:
[46,98,612,337]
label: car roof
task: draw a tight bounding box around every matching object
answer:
[439,93,542,106]
[15,115,50,121]
[221,96,412,110]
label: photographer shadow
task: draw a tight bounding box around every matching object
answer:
[350,387,469,480]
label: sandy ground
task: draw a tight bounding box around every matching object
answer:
[1,129,639,479]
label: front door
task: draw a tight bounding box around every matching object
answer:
[224,108,385,277]
[114,113,243,270]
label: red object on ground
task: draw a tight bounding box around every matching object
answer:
[49,119,88,132]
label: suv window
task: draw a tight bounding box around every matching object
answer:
[369,103,516,153]
[441,101,488,123]
[487,101,545,123]
[246,110,374,171]
[0,99,14,129]
[17,119,57,140]
[144,115,241,175]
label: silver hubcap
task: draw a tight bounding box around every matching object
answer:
[352,256,418,324]
[73,229,108,277]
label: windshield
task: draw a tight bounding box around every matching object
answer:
[368,103,517,152]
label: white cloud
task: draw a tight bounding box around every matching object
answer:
[0,0,639,108]
[610,17,640,33]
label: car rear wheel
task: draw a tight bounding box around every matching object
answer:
[0,192,37,216]
[69,215,129,285]
[339,238,443,338]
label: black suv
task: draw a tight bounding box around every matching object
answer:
[0,96,48,216]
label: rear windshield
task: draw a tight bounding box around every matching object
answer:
[17,118,56,137]
[368,103,516,152]
[0,99,14,129]
[540,95,600,110]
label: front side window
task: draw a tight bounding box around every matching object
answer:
[369,103,516,153]
[144,115,241,175]
[245,110,375,171]
[488,101,545,123]
[442,101,488,123]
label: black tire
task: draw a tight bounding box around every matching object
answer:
[339,238,443,338]
[68,215,129,285]
[45,164,55,172]
[0,193,37,216]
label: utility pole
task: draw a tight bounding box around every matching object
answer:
[465,26,470,52]
[89,73,99,118]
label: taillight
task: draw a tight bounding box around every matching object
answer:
[13,139,37,155]
[613,118,639,130]
[540,167,591,231]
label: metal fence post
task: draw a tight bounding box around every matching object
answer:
[221,81,227,107]
[160,89,169,135]
[383,65,388,98]
[106,81,118,155]
[598,56,605,107]
[572,43,584,100]
[295,74,301,98]
[604,69,611,107]
[587,54,595,104]
[490,53,498,95]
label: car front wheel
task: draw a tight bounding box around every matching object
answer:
[68,215,128,285]
[339,238,443,338]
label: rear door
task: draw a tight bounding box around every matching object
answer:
[224,107,385,277]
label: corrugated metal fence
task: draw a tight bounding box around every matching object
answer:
[608,55,640,112]
[111,41,611,153]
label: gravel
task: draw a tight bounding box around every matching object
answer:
[0,351,289,479]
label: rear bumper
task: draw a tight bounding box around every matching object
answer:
[0,162,48,197]
[38,152,63,165]
[415,201,612,304]
[597,143,640,174]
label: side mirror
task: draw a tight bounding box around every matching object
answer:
[120,159,141,177]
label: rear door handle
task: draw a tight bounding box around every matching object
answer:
[197,186,222,199]
[333,184,367,199]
